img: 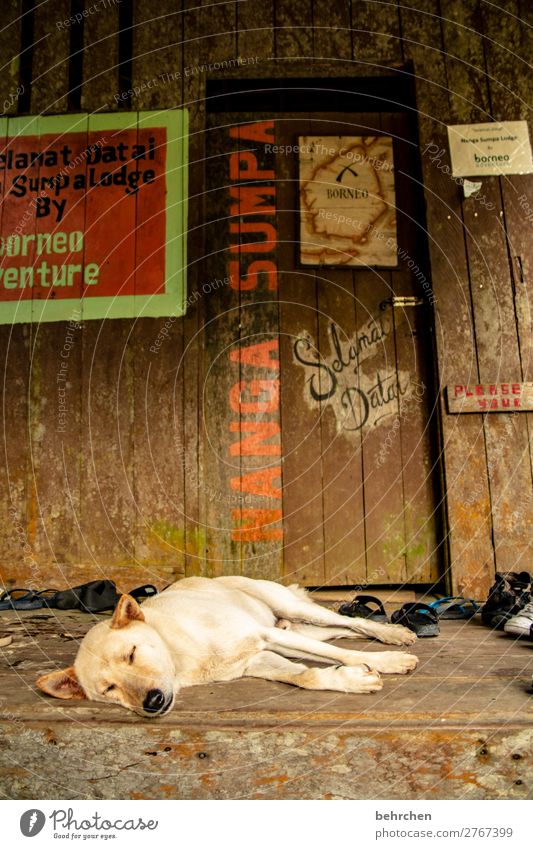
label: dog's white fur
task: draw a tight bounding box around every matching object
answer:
[36,576,417,717]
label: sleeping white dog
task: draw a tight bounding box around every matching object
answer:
[37,576,418,717]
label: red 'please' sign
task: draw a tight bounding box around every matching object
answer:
[446,383,533,412]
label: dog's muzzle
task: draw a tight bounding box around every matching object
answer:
[143,688,173,716]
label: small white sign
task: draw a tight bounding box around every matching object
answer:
[447,121,533,177]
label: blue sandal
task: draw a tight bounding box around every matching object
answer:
[0,589,44,610]
[428,597,480,620]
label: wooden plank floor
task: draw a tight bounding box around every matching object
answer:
[0,608,531,799]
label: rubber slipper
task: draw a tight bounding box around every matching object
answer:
[44,580,120,612]
[428,597,480,619]
[338,594,388,622]
[0,589,44,610]
[34,589,61,606]
[391,602,440,636]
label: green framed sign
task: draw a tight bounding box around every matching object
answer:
[0,109,188,324]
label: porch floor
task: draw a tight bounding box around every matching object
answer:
[0,607,532,800]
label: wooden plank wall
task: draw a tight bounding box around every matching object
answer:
[400,0,533,597]
[29,1,80,594]
[0,0,531,597]
[0,3,34,584]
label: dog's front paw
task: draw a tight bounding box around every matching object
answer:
[337,665,383,693]
[370,651,418,674]
[379,624,417,646]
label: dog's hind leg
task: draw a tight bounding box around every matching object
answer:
[263,627,418,674]
[218,576,415,646]
[243,651,383,693]
[276,621,367,641]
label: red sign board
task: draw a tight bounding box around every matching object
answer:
[0,111,187,323]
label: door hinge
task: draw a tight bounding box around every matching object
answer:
[380,296,425,310]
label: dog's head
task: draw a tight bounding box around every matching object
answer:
[36,595,175,718]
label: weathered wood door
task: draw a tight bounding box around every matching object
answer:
[203,110,441,587]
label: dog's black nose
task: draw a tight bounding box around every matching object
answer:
[143,689,165,713]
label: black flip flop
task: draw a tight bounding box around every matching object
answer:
[338,594,388,622]
[391,602,440,636]
[44,580,120,613]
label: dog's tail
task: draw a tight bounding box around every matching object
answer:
[287,584,310,603]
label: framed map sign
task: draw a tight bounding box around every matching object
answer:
[299,135,397,267]
[0,109,188,324]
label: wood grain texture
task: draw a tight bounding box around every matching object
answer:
[275,0,314,58]
[350,0,402,64]
[24,3,84,588]
[132,1,183,110]
[80,0,120,111]
[355,271,407,584]
[131,1,186,581]
[30,0,70,114]
[186,2,238,576]
[400,0,495,598]
[78,7,140,587]
[476,0,533,570]
[440,0,491,122]
[0,3,32,587]
[237,0,275,59]
[202,117,242,575]
[312,0,352,60]
[381,110,440,583]
[482,0,533,480]
[276,118,325,586]
[317,266,367,585]
[306,123,367,587]
[181,3,211,575]
[0,0,531,597]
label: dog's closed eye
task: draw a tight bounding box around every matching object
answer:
[104,684,116,694]
[128,647,136,664]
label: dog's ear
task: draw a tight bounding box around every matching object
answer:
[36,666,86,700]
[110,594,145,629]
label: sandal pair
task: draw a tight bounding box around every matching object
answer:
[338,595,439,636]
[392,597,480,636]
[338,592,485,637]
